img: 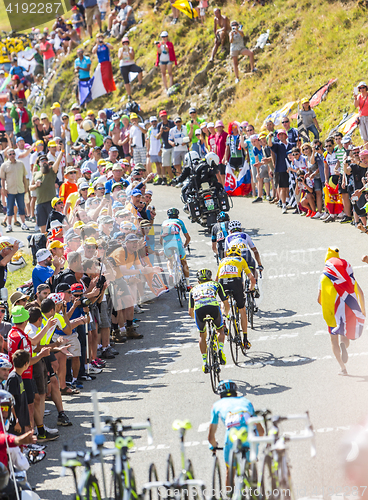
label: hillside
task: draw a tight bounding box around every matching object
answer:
[28,0,368,138]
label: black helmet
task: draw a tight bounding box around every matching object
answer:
[0,463,9,491]
[217,380,238,398]
[196,269,212,283]
[217,211,229,222]
[0,390,14,419]
[167,208,179,219]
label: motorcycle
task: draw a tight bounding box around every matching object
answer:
[185,183,230,231]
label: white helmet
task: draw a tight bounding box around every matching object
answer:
[205,152,219,167]
[229,220,242,232]
[184,151,200,167]
[83,119,94,132]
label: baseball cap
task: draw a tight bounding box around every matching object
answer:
[301,97,309,104]
[150,116,158,122]
[49,292,65,304]
[73,221,85,230]
[49,240,66,249]
[112,113,120,120]
[65,166,77,175]
[109,146,119,152]
[215,120,224,128]
[11,305,29,324]
[74,113,83,121]
[146,189,153,196]
[51,197,63,208]
[125,233,140,241]
[159,110,167,117]
[341,136,351,144]
[84,237,97,245]
[71,103,80,110]
[48,140,57,148]
[81,165,92,174]
[112,164,123,173]
[79,182,90,190]
[195,129,201,136]
[358,81,368,88]
[34,140,44,147]
[36,248,51,263]
[71,283,84,293]
[9,291,29,305]
[51,102,61,110]
[112,231,124,239]
[112,182,123,190]
[130,113,138,120]
[56,283,71,293]
[174,117,182,123]
[160,31,169,37]
[86,110,94,116]
[0,70,4,74]
[15,136,24,143]
[207,122,215,128]
[65,230,80,243]
[189,107,196,114]
[122,36,129,43]
[131,189,142,196]
[200,122,208,129]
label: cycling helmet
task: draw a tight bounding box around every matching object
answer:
[0,463,9,491]
[196,269,212,283]
[226,245,241,257]
[229,220,242,233]
[236,242,247,252]
[205,152,220,167]
[217,380,238,398]
[0,390,15,419]
[167,208,179,219]
[184,151,200,168]
[83,119,94,132]
[0,356,12,370]
[217,211,229,222]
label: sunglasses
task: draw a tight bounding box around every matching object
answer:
[80,188,88,192]
[76,119,82,122]
[0,309,5,313]
[72,293,83,297]
[8,153,15,156]
[302,149,310,152]
[97,187,104,191]
[62,117,68,120]
[326,145,334,148]
[281,121,289,124]
[292,153,299,156]
[246,128,254,132]
[1,405,9,412]
[85,245,96,249]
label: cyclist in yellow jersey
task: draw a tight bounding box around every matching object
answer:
[215,244,255,349]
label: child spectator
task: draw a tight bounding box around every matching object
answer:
[5,349,31,434]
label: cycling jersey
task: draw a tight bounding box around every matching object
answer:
[211,221,229,259]
[216,256,251,280]
[210,396,255,466]
[189,280,227,310]
[224,232,255,253]
[161,218,188,260]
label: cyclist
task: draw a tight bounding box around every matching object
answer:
[160,208,191,290]
[208,380,264,487]
[211,211,230,261]
[216,244,255,349]
[188,269,229,373]
[224,219,263,298]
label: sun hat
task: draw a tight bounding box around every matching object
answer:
[122,36,129,43]
[11,305,29,324]
[277,129,288,138]
[215,120,224,128]
[49,220,63,230]
[36,248,51,263]
[9,291,29,305]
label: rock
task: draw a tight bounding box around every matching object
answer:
[217,85,236,102]
[192,69,208,87]
[142,66,158,86]
[51,80,66,103]
[188,50,202,65]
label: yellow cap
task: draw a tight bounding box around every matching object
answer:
[84,237,97,245]
[301,97,309,104]
[48,140,57,147]
[49,240,66,249]
[73,221,85,230]
[87,187,95,197]
[97,159,107,166]
[130,113,138,119]
[51,102,60,109]
[51,197,63,208]
[86,109,95,115]
[34,140,44,146]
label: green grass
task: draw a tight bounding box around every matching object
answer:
[6,253,33,297]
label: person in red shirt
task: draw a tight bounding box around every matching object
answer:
[214,120,228,186]
[59,166,78,203]
[7,306,50,431]
[38,34,55,76]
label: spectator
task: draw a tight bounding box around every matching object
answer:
[7,75,26,103]
[252,134,271,202]
[5,349,31,434]
[92,34,116,94]
[84,0,102,38]
[38,34,55,76]
[129,113,147,165]
[281,116,299,148]
[111,0,136,39]
[10,100,33,145]
[9,58,26,80]
[51,103,62,142]
[300,98,321,141]
[354,81,368,144]
[32,248,62,291]
[96,110,112,137]
[74,49,91,100]
[118,37,143,100]
[157,110,175,184]
[155,31,177,95]
[40,113,53,144]
[267,129,292,214]
[71,5,85,38]
[229,20,255,83]
[14,137,32,217]
[60,166,78,203]
[224,121,243,170]
[0,148,29,232]
[302,142,324,219]
[210,8,230,62]
[186,107,204,145]
[168,117,188,176]
[146,117,162,178]
[0,239,19,288]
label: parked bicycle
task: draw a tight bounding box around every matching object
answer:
[61,447,102,500]
[247,410,316,500]
[143,420,205,500]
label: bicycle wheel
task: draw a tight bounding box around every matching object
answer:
[279,456,295,500]
[260,455,276,500]
[246,293,254,330]
[113,470,124,500]
[166,454,175,481]
[228,316,240,365]
[208,335,220,394]
[148,464,160,500]
[128,468,139,500]
[211,456,223,500]
[228,451,241,500]
[180,278,187,303]
[82,475,102,500]
[176,284,183,307]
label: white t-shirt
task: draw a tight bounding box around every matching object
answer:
[24,323,38,354]
[159,43,170,64]
[47,151,65,181]
[129,124,144,149]
[30,151,42,169]
[15,148,31,180]
[119,47,134,67]
[147,126,161,155]
[168,126,188,152]
[325,152,339,176]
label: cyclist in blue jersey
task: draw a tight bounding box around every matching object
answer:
[160,208,191,290]
[208,380,264,487]
[211,211,230,260]
[224,220,263,297]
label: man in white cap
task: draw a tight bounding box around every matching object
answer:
[32,248,62,291]
[51,103,62,139]
[146,116,162,177]
[168,116,188,176]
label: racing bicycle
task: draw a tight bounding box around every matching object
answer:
[244,267,262,330]
[226,291,245,364]
[61,447,102,500]
[204,315,222,393]
[247,410,316,500]
[171,250,187,308]
[143,420,205,500]
[228,428,258,500]
[210,447,224,500]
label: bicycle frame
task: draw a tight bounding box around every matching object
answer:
[228,428,258,500]
[205,316,221,393]
[61,449,99,500]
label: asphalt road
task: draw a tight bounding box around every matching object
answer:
[23,185,368,499]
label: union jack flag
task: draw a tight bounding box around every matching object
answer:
[323,258,365,339]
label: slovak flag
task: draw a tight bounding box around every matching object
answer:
[78,62,116,106]
[224,161,252,196]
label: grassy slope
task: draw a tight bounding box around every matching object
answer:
[3,0,367,142]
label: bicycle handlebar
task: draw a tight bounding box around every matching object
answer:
[103,418,153,445]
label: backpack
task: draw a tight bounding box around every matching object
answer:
[17,279,35,301]
[47,268,75,293]
[27,233,47,266]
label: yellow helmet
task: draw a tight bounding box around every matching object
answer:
[226,245,241,257]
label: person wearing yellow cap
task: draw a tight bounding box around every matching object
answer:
[300,97,321,141]
[46,197,68,232]
[129,114,147,165]
[318,247,365,375]
[48,239,66,265]
[51,102,62,139]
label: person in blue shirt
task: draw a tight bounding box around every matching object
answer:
[74,48,91,88]
[32,249,62,292]
[267,129,293,214]
[251,134,271,202]
[281,116,299,148]
[9,59,27,80]
[160,207,191,289]
[208,380,264,487]
[92,35,112,63]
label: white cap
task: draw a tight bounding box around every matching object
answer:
[36,248,51,263]
[358,81,368,88]
[150,116,158,122]
[195,129,201,135]
[50,220,63,229]
[207,122,215,128]
[200,122,208,129]
[160,31,169,37]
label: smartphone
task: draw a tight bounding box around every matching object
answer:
[104,192,111,200]
[354,87,359,96]
[191,119,194,124]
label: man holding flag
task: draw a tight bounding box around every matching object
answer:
[92,34,116,94]
[74,49,91,102]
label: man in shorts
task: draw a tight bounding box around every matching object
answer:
[157,110,174,184]
[188,269,229,372]
[84,0,102,38]
[168,117,188,176]
[146,116,162,178]
[268,129,292,213]
[210,9,230,62]
[252,134,271,202]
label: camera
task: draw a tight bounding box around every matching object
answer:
[80,296,92,308]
